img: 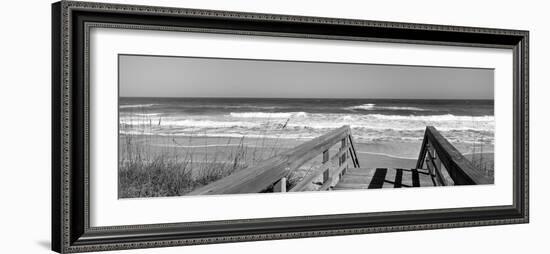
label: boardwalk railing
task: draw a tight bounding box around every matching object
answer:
[416,126,491,185]
[190,125,360,195]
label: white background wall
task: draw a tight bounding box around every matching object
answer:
[0,0,547,253]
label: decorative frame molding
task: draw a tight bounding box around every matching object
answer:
[52,1,529,253]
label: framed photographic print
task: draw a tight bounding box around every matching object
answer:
[51,1,529,253]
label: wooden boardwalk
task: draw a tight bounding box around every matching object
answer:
[190,125,492,195]
[333,168,435,190]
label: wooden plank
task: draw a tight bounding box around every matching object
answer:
[345,168,376,176]
[333,183,370,189]
[335,168,436,189]
[344,172,376,178]
[382,168,397,188]
[336,168,374,186]
[338,177,371,185]
[399,168,413,187]
[398,168,432,187]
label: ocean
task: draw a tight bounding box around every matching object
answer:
[119,97,494,159]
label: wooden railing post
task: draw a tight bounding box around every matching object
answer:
[348,135,360,168]
[425,142,435,175]
[342,137,348,176]
[274,177,287,192]
[425,141,449,186]
[322,149,330,187]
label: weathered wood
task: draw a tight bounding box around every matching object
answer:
[334,168,436,190]
[425,148,448,186]
[437,163,455,185]
[382,168,398,188]
[274,177,287,192]
[332,162,349,179]
[289,167,325,192]
[190,126,353,195]
[340,153,346,165]
[398,168,435,187]
[416,126,491,185]
[289,138,353,192]
[333,183,370,189]
[344,170,377,178]
[322,169,330,184]
[348,135,361,168]
[341,167,347,177]
[330,144,351,163]
[339,176,371,184]
[319,177,332,190]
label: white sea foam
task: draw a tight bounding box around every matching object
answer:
[365,114,494,122]
[121,113,494,132]
[345,103,428,111]
[134,113,162,116]
[229,112,308,118]
[119,103,157,108]
[228,111,491,122]
[120,111,495,145]
[346,103,376,110]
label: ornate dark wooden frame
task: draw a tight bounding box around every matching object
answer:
[51,1,529,253]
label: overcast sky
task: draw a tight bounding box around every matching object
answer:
[119,54,493,100]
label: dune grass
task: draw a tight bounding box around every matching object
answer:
[118,131,267,198]
[118,113,294,198]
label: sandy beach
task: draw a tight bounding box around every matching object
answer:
[119,134,421,171]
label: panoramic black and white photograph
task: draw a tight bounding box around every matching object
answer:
[118,54,494,198]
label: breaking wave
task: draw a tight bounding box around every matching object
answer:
[119,103,157,109]
[345,103,428,111]
[229,112,308,118]
[120,111,494,145]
